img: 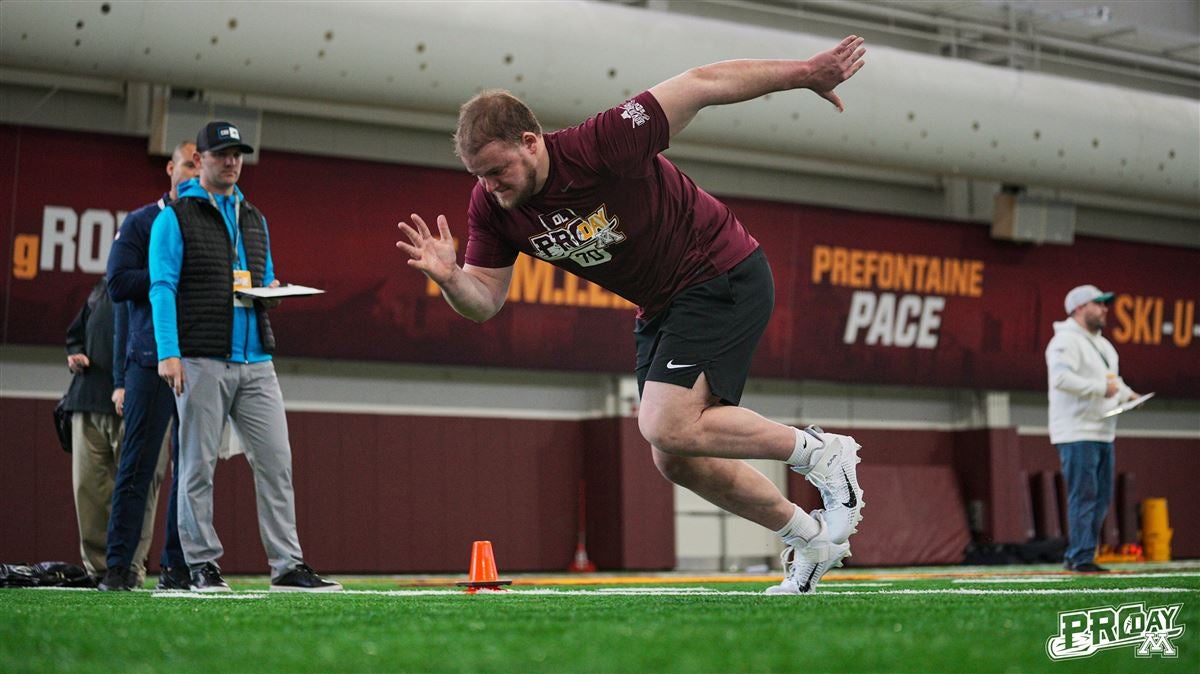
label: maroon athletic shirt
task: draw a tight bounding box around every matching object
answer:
[464,91,759,319]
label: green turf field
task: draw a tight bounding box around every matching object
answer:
[2,565,1196,673]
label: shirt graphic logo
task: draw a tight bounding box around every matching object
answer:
[620,100,650,127]
[529,206,626,268]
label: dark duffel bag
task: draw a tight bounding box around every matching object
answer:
[53,396,72,453]
[0,562,93,588]
[0,564,40,587]
[32,561,94,587]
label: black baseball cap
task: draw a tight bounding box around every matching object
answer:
[196,120,255,154]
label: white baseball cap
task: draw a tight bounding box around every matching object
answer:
[1064,284,1114,315]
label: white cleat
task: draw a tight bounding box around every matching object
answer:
[765,511,851,595]
[791,425,864,545]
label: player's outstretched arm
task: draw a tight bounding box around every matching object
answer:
[649,35,866,138]
[396,213,513,323]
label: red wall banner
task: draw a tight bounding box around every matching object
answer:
[3,125,1197,395]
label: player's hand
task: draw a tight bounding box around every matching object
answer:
[805,35,866,112]
[112,388,125,416]
[67,353,90,373]
[159,357,186,397]
[396,213,458,285]
[1104,380,1119,398]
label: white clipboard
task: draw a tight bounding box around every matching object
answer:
[1100,392,1155,418]
[235,284,325,299]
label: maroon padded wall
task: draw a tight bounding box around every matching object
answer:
[5,396,1196,571]
[0,398,676,573]
[1019,435,1200,559]
[582,418,675,570]
[950,428,1027,544]
[0,398,79,563]
[284,413,589,573]
[787,428,970,565]
[846,465,972,566]
[787,426,1200,565]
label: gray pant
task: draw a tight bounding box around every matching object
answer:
[175,358,304,578]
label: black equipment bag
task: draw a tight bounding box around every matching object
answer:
[0,562,93,588]
[53,396,72,453]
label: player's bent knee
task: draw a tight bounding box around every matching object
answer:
[638,412,696,455]
[652,451,701,486]
[639,380,711,455]
[639,406,705,455]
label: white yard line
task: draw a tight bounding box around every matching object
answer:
[304,586,1197,597]
[955,572,1200,583]
[953,577,1072,583]
[1074,572,1200,579]
[151,592,268,599]
[787,587,1197,597]
[808,582,895,588]
[22,581,1196,599]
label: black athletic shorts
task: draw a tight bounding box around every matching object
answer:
[634,248,774,406]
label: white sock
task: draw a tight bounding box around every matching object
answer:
[785,427,820,469]
[775,504,820,546]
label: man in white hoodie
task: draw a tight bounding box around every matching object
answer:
[1045,284,1139,573]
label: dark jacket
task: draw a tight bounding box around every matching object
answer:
[63,277,117,415]
[108,195,169,375]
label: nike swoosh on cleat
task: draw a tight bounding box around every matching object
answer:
[840,468,857,509]
[665,360,696,369]
[796,564,820,594]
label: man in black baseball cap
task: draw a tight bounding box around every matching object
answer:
[147,119,342,592]
[189,121,254,197]
[196,120,254,154]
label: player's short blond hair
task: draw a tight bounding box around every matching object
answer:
[454,89,542,158]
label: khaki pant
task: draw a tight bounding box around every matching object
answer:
[71,411,168,584]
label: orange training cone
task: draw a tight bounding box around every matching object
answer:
[567,480,596,573]
[456,540,512,593]
[568,538,596,573]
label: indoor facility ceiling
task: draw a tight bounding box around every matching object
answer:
[609,0,1200,98]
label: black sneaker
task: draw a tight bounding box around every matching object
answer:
[1071,562,1110,573]
[156,566,192,590]
[271,563,342,592]
[189,562,232,592]
[97,565,134,591]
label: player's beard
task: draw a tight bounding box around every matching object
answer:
[495,157,538,209]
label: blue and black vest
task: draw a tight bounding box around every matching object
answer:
[170,197,275,357]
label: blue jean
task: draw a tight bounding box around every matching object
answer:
[1057,441,1115,567]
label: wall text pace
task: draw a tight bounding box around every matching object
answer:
[811,245,985,350]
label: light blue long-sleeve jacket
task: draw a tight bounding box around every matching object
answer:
[149,177,276,363]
